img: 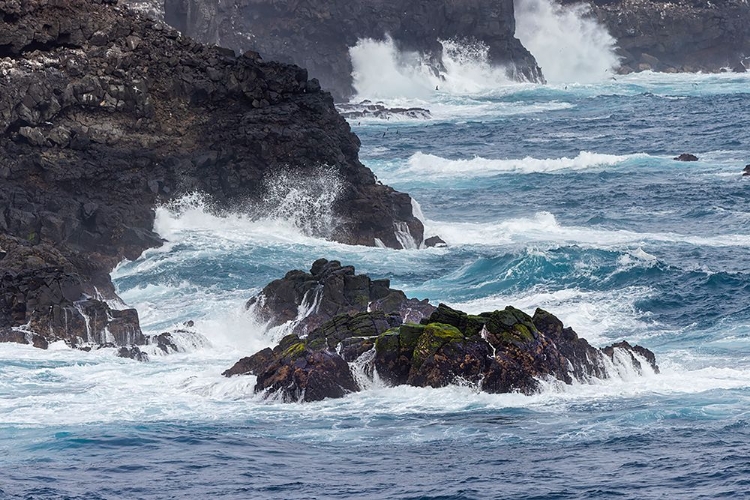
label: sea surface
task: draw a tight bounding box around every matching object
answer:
[2,69,750,498]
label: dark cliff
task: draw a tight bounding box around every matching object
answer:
[161,0,544,101]
[573,0,750,73]
[0,0,423,349]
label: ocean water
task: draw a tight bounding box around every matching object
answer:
[3,36,750,500]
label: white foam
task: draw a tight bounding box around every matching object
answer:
[394,151,634,179]
[429,211,750,249]
[350,36,515,101]
[515,0,620,83]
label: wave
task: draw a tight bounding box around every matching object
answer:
[428,211,750,249]
[349,36,516,100]
[397,150,635,178]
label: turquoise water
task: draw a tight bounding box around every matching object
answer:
[2,72,750,499]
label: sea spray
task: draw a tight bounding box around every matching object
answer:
[514,0,619,83]
[349,36,514,100]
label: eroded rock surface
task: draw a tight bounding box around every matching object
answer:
[0,0,424,350]
[227,264,659,402]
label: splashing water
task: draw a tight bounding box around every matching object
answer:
[349,36,513,100]
[514,0,620,83]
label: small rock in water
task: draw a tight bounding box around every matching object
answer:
[743,165,750,176]
[424,236,447,248]
[674,153,699,161]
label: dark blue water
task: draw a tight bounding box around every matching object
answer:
[2,73,750,499]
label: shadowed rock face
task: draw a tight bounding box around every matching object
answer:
[569,0,750,74]
[0,0,423,349]
[226,264,659,402]
[160,0,544,101]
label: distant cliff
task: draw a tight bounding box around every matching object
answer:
[161,0,544,101]
[574,0,750,73]
[0,0,423,350]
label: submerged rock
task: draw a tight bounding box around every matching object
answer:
[743,165,750,177]
[227,264,659,402]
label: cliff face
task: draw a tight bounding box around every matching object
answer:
[162,0,544,101]
[0,0,423,349]
[576,0,750,73]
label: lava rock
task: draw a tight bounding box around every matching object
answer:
[674,153,699,161]
[247,259,435,335]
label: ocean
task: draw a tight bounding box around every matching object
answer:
[2,24,750,500]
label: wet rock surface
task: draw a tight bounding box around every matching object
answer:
[247,258,435,336]
[0,0,424,350]
[227,264,659,402]
[159,0,544,101]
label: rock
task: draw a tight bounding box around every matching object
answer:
[247,259,435,335]
[227,266,659,402]
[117,346,149,362]
[0,0,426,349]
[252,334,359,402]
[158,0,544,101]
[583,0,750,76]
[337,102,432,120]
[743,165,750,177]
[674,153,699,162]
[424,236,447,248]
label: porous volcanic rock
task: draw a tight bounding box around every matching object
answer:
[226,265,659,402]
[159,0,544,101]
[0,0,424,349]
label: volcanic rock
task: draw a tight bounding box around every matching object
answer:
[577,0,750,75]
[227,265,659,402]
[247,258,435,336]
[158,0,544,101]
[674,153,699,162]
[0,0,425,349]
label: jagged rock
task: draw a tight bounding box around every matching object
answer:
[674,153,699,162]
[117,345,149,362]
[159,0,544,101]
[742,165,750,177]
[337,102,432,120]
[227,266,659,402]
[0,0,426,349]
[577,0,750,75]
[247,258,435,335]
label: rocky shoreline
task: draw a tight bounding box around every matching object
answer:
[225,260,659,402]
[0,0,423,351]
[580,0,750,74]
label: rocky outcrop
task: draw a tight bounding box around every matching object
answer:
[247,258,435,336]
[226,263,659,402]
[0,0,424,349]
[159,0,544,101]
[576,0,750,74]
